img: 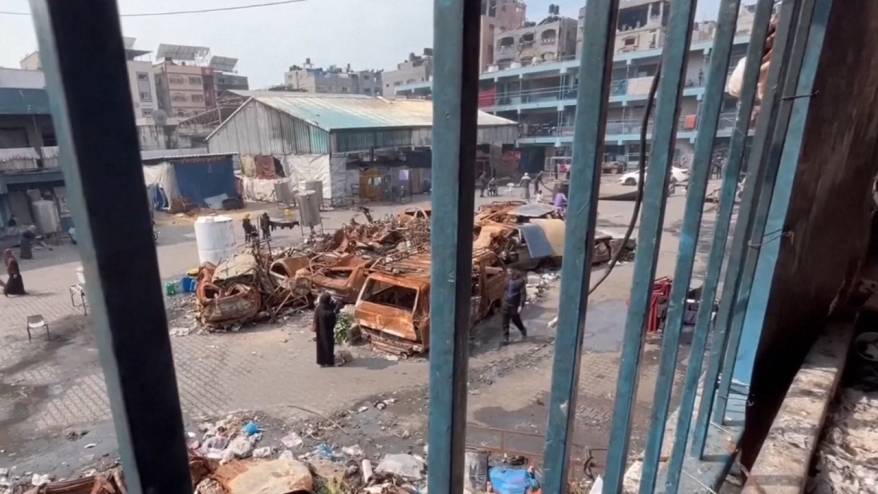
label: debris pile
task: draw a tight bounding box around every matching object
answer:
[808,388,878,493]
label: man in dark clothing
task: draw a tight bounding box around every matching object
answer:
[477,171,487,197]
[502,270,528,344]
[313,293,338,367]
[259,212,271,240]
[533,171,544,196]
[242,214,257,243]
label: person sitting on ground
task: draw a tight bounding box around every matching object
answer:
[2,249,25,296]
[313,293,338,367]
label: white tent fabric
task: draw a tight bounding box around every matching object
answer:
[240,176,294,203]
[283,154,333,200]
[142,162,181,206]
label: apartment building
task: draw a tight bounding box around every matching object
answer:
[382,49,433,95]
[153,62,210,119]
[479,0,527,72]
[284,59,382,95]
[491,5,578,70]
[123,39,159,120]
[396,2,755,173]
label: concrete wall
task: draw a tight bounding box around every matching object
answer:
[127,60,158,119]
[384,55,432,95]
[737,0,878,464]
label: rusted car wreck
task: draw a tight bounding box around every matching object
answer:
[354,249,506,356]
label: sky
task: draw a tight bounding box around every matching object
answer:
[0,0,722,88]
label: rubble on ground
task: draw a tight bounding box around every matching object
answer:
[808,388,878,493]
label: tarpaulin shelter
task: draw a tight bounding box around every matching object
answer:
[142,152,239,213]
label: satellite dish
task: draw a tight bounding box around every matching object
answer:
[152,109,168,127]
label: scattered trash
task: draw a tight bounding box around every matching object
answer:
[226,436,255,459]
[241,420,263,436]
[375,453,425,481]
[342,444,364,457]
[30,474,50,487]
[83,443,96,449]
[362,459,374,484]
[375,401,388,410]
[252,446,273,458]
[589,475,604,494]
[280,431,304,449]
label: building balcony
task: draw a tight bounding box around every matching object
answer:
[516,112,738,145]
[482,79,706,112]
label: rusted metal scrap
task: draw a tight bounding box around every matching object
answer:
[355,249,506,356]
[23,468,125,494]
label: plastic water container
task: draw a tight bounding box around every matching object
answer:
[194,215,237,265]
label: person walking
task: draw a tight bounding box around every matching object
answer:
[2,249,25,296]
[313,293,338,367]
[533,170,544,197]
[501,270,528,344]
[259,212,272,240]
[477,171,487,198]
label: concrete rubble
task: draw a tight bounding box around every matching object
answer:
[808,388,878,493]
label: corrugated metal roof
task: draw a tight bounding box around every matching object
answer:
[227,90,516,131]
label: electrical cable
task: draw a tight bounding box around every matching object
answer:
[588,63,662,295]
[0,0,306,17]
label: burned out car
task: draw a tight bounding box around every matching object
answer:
[354,250,507,356]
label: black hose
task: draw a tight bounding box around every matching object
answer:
[589,64,662,295]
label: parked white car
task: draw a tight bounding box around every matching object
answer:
[618,166,690,186]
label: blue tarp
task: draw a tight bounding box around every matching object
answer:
[171,155,236,207]
[489,467,540,494]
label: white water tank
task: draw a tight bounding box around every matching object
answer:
[194,215,237,265]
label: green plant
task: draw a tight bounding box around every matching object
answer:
[334,312,354,345]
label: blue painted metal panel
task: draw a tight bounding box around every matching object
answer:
[693,0,808,455]
[427,0,480,491]
[541,1,619,492]
[725,0,831,402]
[638,0,746,491]
[172,156,237,207]
[603,1,698,491]
[519,223,554,259]
[665,1,774,489]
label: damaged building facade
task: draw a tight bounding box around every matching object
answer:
[205,91,518,206]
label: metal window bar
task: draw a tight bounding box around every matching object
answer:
[540,0,620,492]
[427,0,480,491]
[29,0,192,492]
[711,0,819,423]
[637,0,747,491]
[664,0,775,490]
[692,0,815,456]
[602,0,698,491]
